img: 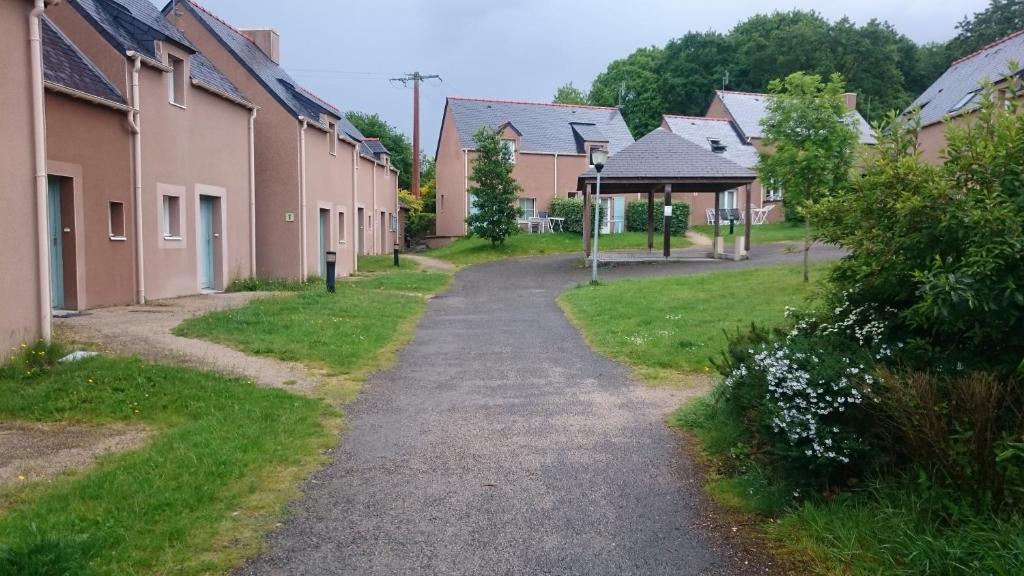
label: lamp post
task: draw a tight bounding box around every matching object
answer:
[590,147,608,284]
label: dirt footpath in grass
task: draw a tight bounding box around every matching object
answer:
[403,253,458,272]
[0,421,150,487]
[56,293,321,394]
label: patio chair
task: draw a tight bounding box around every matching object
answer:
[705,208,716,225]
[752,204,775,225]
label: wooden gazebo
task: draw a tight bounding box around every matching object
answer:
[577,128,757,259]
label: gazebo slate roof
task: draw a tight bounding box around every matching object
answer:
[578,128,756,193]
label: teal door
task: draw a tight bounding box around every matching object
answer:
[319,209,329,275]
[47,177,64,309]
[199,196,215,289]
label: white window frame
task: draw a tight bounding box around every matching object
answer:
[162,194,182,239]
[328,121,338,156]
[337,210,347,245]
[502,139,517,164]
[108,201,126,241]
[519,197,536,219]
[719,189,737,210]
[167,54,186,108]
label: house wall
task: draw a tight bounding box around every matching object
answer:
[44,92,134,309]
[705,95,731,120]
[0,0,43,358]
[435,109,468,237]
[918,121,949,165]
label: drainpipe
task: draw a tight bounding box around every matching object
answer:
[463,148,469,234]
[352,143,358,272]
[298,117,308,281]
[372,162,377,254]
[248,107,258,275]
[126,51,144,304]
[553,153,559,200]
[30,0,51,340]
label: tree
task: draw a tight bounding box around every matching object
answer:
[811,74,1024,373]
[658,31,734,116]
[345,112,413,190]
[588,46,665,136]
[553,82,588,105]
[950,0,1024,57]
[465,127,521,246]
[758,72,859,282]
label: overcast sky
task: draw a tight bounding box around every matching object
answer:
[167,0,988,153]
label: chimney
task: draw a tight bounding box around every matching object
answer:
[842,92,857,112]
[240,28,280,64]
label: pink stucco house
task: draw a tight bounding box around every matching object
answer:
[166,0,401,280]
[701,89,875,223]
[903,29,1024,165]
[434,97,634,239]
[42,0,257,307]
[1,0,53,359]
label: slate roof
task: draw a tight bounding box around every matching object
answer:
[360,138,390,160]
[905,29,1024,127]
[715,90,876,144]
[41,16,125,106]
[580,128,756,181]
[69,0,194,60]
[177,0,363,139]
[445,97,634,155]
[189,51,249,105]
[662,115,758,169]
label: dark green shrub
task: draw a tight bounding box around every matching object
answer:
[624,201,690,235]
[549,198,605,235]
[405,212,435,244]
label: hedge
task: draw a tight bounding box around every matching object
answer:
[549,198,605,234]
[625,201,690,235]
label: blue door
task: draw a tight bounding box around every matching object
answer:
[47,177,64,309]
[199,196,215,289]
[319,209,329,276]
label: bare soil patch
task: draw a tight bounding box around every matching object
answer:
[0,421,150,487]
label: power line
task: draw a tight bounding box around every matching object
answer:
[390,72,442,197]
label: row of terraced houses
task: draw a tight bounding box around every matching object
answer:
[2,0,401,359]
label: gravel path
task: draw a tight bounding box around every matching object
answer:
[56,292,321,394]
[238,242,842,575]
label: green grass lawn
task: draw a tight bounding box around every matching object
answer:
[428,231,692,266]
[0,348,334,575]
[692,222,807,245]
[175,270,451,378]
[559,264,824,382]
[357,254,414,273]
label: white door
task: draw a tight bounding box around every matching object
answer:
[599,197,612,234]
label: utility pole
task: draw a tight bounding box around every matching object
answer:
[391,72,441,197]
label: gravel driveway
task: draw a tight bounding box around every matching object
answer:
[238,243,841,575]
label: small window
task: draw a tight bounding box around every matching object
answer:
[764,185,784,203]
[718,190,737,210]
[502,139,516,164]
[519,197,536,219]
[108,201,126,240]
[949,90,977,113]
[328,121,337,155]
[390,213,398,232]
[167,54,186,106]
[439,194,445,212]
[337,211,346,243]
[162,195,181,238]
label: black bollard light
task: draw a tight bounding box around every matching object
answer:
[729,218,735,235]
[394,242,400,267]
[325,251,337,293]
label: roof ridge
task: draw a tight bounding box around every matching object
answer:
[448,96,619,111]
[950,28,1024,66]
[717,89,767,97]
[663,114,731,121]
[184,0,255,45]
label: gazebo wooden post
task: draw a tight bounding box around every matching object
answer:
[583,183,593,257]
[744,183,752,255]
[713,191,721,257]
[663,183,672,258]
[647,188,654,252]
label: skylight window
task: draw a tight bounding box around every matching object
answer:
[950,90,979,113]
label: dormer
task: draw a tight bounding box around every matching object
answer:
[708,138,727,153]
[570,122,609,160]
[497,121,521,163]
[158,41,191,108]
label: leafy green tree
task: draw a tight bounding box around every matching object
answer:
[811,74,1024,373]
[950,0,1024,57]
[729,11,834,93]
[658,31,733,116]
[553,82,588,105]
[465,127,521,246]
[345,111,413,190]
[758,72,859,282]
[588,46,665,136]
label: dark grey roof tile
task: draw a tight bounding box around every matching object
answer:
[71,0,194,60]
[716,90,876,144]
[662,115,758,169]
[581,128,756,180]
[41,16,125,105]
[189,51,248,104]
